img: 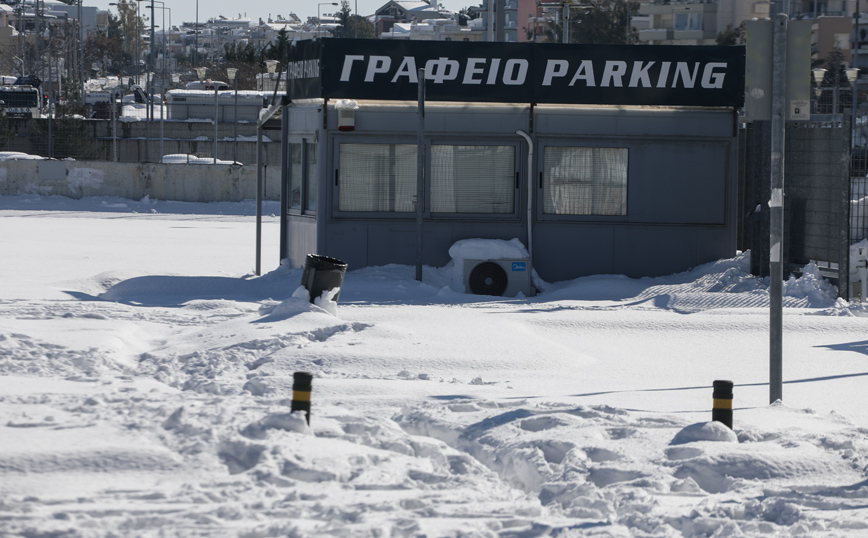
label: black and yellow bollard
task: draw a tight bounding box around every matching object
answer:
[291,372,313,425]
[712,379,733,429]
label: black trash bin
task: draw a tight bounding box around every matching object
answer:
[300,254,348,304]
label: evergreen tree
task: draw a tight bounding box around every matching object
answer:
[716,21,746,46]
[331,1,377,38]
[546,0,638,44]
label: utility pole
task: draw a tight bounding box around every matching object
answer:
[79,0,84,107]
[769,13,788,404]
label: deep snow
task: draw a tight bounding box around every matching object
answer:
[2,194,868,537]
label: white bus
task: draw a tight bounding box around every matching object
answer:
[0,85,42,118]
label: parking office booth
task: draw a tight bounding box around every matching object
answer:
[274,38,745,284]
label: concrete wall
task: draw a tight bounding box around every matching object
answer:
[0,159,282,202]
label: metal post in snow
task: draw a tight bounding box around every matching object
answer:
[112,95,118,162]
[769,13,788,404]
[416,68,425,282]
[255,125,263,276]
[214,85,218,164]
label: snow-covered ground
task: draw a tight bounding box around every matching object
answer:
[2,194,868,537]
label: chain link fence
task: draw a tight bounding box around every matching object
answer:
[0,85,281,167]
[811,79,868,244]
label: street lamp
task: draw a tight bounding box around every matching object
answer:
[196,66,218,164]
[812,68,826,113]
[264,59,279,92]
[136,0,156,161]
[318,3,338,37]
[848,67,860,146]
[227,67,238,163]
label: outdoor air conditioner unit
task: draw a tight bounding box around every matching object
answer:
[463,259,534,297]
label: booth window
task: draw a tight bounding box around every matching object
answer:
[338,143,416,212]
[305,142,317,211]
[287,140,317,214]
[430,145,516,214]
[288,143,302,210]
[542,146,628,216]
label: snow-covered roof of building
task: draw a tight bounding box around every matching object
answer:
[376,0,454,16]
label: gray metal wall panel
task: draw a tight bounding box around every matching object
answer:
[613,227,700,278]
[340,103,532,135]
[627,140,728,224]
[324,223,369,269]
[532,225,616,281]
[286,216,318,269]
[285,102,737,282]
[325,220,528,272]
[534,106,733,138]
[287,105,321,133]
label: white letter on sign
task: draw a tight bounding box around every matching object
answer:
[340,55,365,82]
[463,58,486,84]
[503,59,528,85]
[568,60,596,87]
[392,57,418,83]
[601,61,628,87]
[701,63,727,89]
[425,57,460,83]
[542,60,570,86]
[365,56,392,82]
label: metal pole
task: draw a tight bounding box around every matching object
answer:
[355,0,358,38]
[853,0,859,67]
[255,125,263,275]
[194,0,198,67]
[233,76,238,162]
[853,79,859,152]
[79,0,84,107]
[416,68,425,282]
[148,1,154,160]
[769,13,788,404]
[135,6,139,85]
[160,5,164,160]
[214,85,218,164]
[626,0,631,44]
[112,94,118,162]
[48,55,52,157]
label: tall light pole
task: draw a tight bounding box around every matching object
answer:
[227,67,238,163]
[848,67,860,154]
[136,0,156,161]
[264,59,278,93]
[194,0,198,67]
[812,67,826,113]
[318,3,338,37]
[195,66,207,164]
[156,4,170,162]
[78,0,84,108]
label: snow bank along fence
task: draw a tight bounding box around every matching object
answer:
[0,159,281,202]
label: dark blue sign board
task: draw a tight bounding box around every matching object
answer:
[287,38,745,108]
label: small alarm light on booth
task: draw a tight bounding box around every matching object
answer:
[335,99,359,131]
